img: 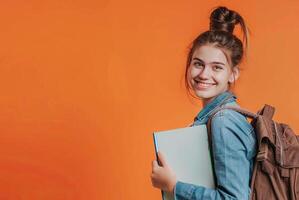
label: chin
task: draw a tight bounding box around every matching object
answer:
[194,90,216,99]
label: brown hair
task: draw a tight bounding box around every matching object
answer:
[185,6,249,98]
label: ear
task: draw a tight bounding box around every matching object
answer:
[228,66,240,84]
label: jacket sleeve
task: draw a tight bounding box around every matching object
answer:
[173,110,254,200]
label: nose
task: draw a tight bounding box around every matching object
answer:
[198,66,211,79]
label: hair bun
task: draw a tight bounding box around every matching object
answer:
[209,6,240,33]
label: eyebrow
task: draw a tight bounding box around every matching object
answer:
[192,57,225,66]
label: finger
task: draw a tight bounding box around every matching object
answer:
[152,160,159,171]
[152,160,159,167]
[151,179,158,188]
[157,151,168,167]
[151,178,161,189]
[150,173,158,187]
[187,122,193,127]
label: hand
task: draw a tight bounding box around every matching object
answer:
[150,152,177,194]
[187,122,193,127]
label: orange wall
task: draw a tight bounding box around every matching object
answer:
[0,0,298,199]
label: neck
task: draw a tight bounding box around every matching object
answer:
[201,90,232,108]
[201,97,214,108]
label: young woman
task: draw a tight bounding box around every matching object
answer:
[151,6,257,200]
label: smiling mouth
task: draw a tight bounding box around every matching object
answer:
[193,79,216,89]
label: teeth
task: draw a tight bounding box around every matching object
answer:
[195,81,213,85]
[199,82,210,85]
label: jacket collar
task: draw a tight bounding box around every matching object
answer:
[193,91,237,124]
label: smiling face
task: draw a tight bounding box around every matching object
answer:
[188,45,239,106]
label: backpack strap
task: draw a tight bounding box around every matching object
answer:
[211,106,258,119]
[257,104,275,119]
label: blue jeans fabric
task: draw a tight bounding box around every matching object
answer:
[173,91,257,200]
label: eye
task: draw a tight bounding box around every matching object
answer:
[213,65,223,71]
[193,62,204,68]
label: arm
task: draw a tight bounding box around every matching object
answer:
[174,110,253,200]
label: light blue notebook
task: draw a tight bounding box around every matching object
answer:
[153,125,215,200]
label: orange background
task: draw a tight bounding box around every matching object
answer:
[0,0,298,199]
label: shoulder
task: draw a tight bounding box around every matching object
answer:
[210,104,256,150]
[211,102,253,134]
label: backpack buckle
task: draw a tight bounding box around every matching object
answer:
[256,151,267,161]
[256,142,268,161]
[256,143,268,161]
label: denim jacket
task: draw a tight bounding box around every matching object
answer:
[173,91,257,200]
